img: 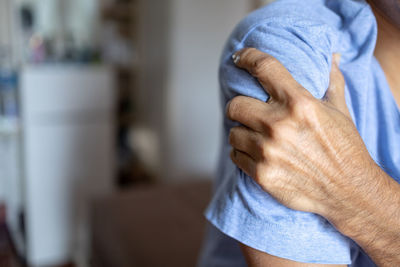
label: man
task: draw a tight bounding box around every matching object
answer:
[198,0,400,266]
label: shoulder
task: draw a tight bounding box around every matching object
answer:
[231,0,371,45]
[219,0,374,101]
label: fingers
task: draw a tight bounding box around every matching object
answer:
[226,96,272,132]
[324,54,351,118]
[230,149,256,178]
[233,48,308,102]
[229,126,264,160]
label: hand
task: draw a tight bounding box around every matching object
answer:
[227,48,379,220]
[228,48,400,267]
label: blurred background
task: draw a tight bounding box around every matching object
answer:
[0,0,273,266]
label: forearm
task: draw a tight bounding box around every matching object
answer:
[325,165,400,267]
[228,48,400,266]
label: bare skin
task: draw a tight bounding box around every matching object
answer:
[372,2,400,107]
[242,246,345,267]
[369,0,400,29]
[227,1,400,266]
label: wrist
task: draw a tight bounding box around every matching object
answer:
[325,163,383,235]
[326,164,393,233]
[316,160,379,231]
[324,164,400,265]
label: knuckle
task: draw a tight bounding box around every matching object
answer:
[291,95,318,117]
[227,97,242,119]
[228,126,240,146]
[255,137,267,158]
[294,94,313,108]
[242,47,258,58]
[267,115,292,140]
[269,121,287,140]
[251,55,276,77]
[253,164,265,182]
[264,143,278,160]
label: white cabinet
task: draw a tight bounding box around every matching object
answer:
[20,65,115,266]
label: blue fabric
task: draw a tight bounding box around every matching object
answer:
[199,0,400,266]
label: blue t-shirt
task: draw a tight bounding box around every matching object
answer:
[199,0,400,266]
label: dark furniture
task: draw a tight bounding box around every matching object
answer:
[91,180,212,267]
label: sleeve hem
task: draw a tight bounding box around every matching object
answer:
[205,209,351,265]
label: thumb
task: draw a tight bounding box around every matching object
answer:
[324,54,351,118]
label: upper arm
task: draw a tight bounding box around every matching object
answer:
[205,12,352,266]
[240,244,347,267]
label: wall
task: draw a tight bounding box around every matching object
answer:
[0,0,10,53]
[136,1,252,181]
[164,0,251,180]
[0,0,18,66]
[136,0,171,176]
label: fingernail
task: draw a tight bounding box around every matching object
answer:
[333,53,341,65]
[232,53,240,64]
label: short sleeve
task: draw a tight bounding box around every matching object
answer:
[205,16,352,265]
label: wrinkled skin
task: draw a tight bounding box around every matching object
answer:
[226,2,400,266]
[228,48,400,267]
[228,49,373,219]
